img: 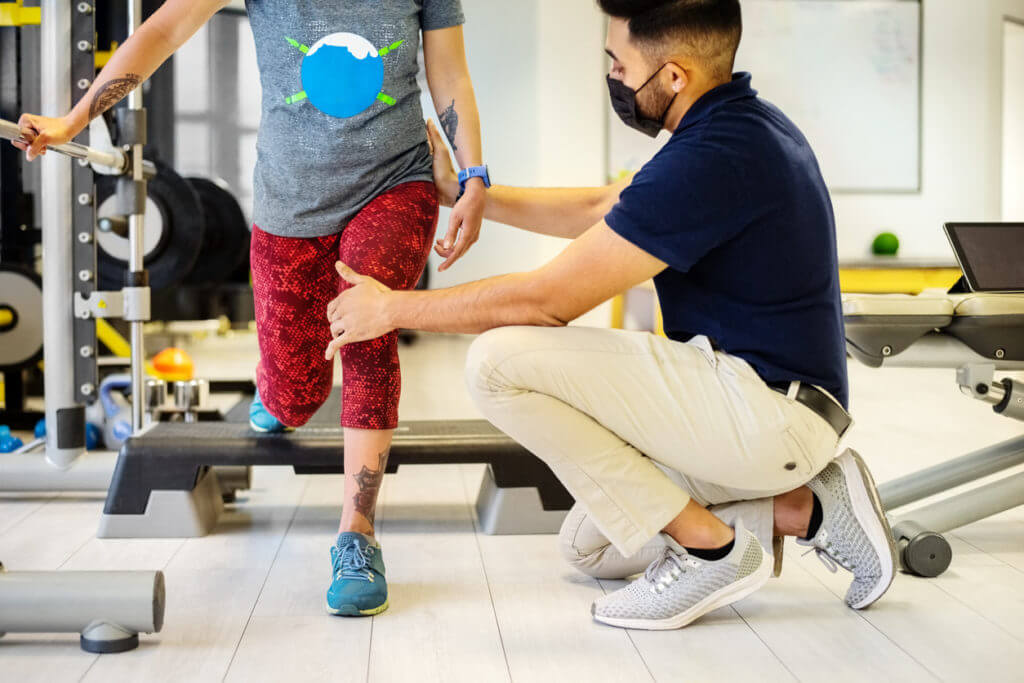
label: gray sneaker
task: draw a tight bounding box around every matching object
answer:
[591,521,771,630]
[800,449,898,609]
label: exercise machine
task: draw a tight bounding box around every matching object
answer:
[0,107,148,489]
[843,222,1024,578]
[0,0,163,652]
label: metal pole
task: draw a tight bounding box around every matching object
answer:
[40,0,82,469]
[878,434,1024,510]
[891,470,1024,535]
[0,568,165,651]
[0,452,118,491]
[127,0,145,433]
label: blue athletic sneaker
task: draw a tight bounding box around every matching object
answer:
[326,532,389,616]
[249,388,289,433]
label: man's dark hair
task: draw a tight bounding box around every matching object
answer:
[598,0,742,81]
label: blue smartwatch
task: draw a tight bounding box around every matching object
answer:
[458,165,491,198]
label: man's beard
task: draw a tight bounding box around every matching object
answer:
[637,82,674,126]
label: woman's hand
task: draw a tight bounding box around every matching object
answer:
[13,114,79,162]
[434,183,485,272]
[427,119,486,271]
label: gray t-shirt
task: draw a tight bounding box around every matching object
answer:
[244,0,465,237]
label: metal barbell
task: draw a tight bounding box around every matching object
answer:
[0,117,154,178]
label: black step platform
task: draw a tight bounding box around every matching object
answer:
[99,389,573,537]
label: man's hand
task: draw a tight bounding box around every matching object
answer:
[324,262,396,359]
[13,114,78,161]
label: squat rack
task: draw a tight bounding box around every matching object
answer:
[0,0,164,653]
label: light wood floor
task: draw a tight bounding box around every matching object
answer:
[1,333,1022,683]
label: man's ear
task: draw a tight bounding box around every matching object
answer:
[666,62,689,93]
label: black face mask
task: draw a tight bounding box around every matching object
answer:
[607,63,679,138]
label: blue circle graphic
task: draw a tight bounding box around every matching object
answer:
[301,33,384,119]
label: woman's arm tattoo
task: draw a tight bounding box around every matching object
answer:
[439,99,459,152]
[89,74,142,120]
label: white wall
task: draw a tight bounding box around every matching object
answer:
[832,0,1024,261]
[424,0,609,325]
[1003,19,1024,221]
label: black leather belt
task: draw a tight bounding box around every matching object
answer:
[768,381,852,438]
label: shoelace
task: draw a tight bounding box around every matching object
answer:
[796,530,853,574]
[333,539,374,582]
[644,547,694,593]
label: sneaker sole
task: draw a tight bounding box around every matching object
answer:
[325,598,389,617]
[837,450,898,610]
[592,550,772,631]
[248,419,294,434]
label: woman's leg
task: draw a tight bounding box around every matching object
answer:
[335,182,439,535]
[250,226,339,427]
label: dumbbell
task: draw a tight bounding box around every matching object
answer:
[173,379,210,424]
[144,379,168,423]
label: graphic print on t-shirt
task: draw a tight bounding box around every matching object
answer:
[283,32,404,118]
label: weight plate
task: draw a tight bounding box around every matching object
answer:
[230,232,253,284]
[96,159,206,291]
[96,194,167,262]
[184,177,250,285]
[0,264,44,370]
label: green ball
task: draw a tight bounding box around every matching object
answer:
[872,231,900,256]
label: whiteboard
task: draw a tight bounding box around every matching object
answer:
[607,0,921,192]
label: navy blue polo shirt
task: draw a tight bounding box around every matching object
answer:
[605,73,849,408]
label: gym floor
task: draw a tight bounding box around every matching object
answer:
[2,332,1023,683]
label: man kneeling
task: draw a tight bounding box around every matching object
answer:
[324,0,897,630]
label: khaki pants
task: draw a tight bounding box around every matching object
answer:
[465,326,841,572]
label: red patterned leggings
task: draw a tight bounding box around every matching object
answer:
[251,181,438,430]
